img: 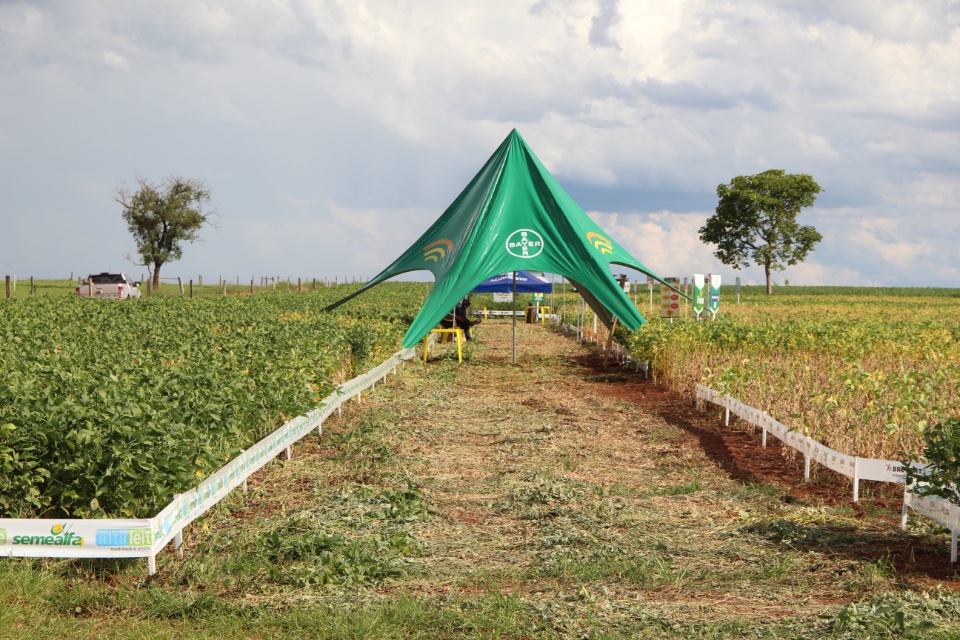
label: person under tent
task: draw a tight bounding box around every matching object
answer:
[441,296,481,341]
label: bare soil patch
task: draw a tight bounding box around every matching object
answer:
[571,347,960,587]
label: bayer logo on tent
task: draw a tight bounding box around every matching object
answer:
[505,229,544,258]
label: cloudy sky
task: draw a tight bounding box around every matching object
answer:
[1,0,958,287]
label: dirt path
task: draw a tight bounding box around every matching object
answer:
[327,322,951,614]
[176,319,959,637]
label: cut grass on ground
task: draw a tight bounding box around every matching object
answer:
[2,320,959,639]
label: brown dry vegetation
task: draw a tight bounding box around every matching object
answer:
[619,291,960,462]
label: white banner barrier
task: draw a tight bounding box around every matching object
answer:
[903,490,959,563]
[0,519,154,558]
[696,384,957,563]
[1,347,416,574]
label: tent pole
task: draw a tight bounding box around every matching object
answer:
[605,274,628,364]
[550,274,555,325]
[576,292,580,329]
[604,318,618,365]
[577,294,581,337]
[579,294,584,344]
[512,271,517,364]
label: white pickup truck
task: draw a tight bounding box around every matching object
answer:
[76,272,142,299]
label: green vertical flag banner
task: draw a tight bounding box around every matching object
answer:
[692,274,705,318]
[709,274,721,317]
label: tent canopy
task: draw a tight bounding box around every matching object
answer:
[326,129,682,348]
[472,271,552,294]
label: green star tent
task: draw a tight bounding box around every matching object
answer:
[326,129,678,348]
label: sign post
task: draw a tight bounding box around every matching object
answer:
[531,291,545,323]
[683,277,688,319]
[659,277,681,322]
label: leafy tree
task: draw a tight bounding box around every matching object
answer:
[116,177,216,288]
[699,170,822,294]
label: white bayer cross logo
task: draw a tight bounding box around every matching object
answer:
[505,229,544,258]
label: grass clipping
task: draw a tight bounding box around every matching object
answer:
[9,320,960,639]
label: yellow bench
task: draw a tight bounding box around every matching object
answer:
[422,328,465,363]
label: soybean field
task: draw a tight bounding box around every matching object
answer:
[0,284,424,519]
[622,286,960,462]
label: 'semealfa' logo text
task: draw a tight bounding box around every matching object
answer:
[11,523,84,546]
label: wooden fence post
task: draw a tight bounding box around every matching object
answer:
[199,275,203,288]
[222,280,227,297]
[5,275,9,299]
[250,278,254,294]
[297,277,302,292]
[178,277,184,295]
[189,279,193,299]
[30,276,34,295]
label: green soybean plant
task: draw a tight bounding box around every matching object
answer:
[902,418,960,506]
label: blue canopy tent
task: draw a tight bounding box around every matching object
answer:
[469,271,555,350]
[472,271,552,293]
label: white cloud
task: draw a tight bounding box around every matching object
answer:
[0,0,958,286]
[588,210,721,277]
[776,261,871,287]
[890,173,960,211]
[850,217,934,269]
[100,50,129,71]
